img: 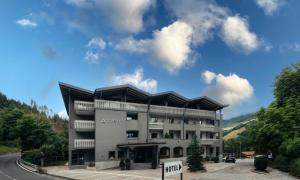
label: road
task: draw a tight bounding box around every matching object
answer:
[196,159,297,180]
[0,153,52,180]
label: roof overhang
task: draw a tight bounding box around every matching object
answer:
[59,82,94,115]
[189,96,228,111]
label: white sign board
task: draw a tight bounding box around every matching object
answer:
[163,161,182,177]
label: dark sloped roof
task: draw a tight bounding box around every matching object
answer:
[59,82,228,113]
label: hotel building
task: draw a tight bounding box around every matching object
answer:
[59,82,227,169]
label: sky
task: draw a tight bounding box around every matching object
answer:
[0,0,300,119]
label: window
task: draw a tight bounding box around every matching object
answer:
[169,118,174,124]
[193,120,197,125]
[215,132,220,139]
[210,132,214,139]
[173,147,183,157]
[150,117,158,123]
[127,131,138,138]
[160,147,170,158]
[151,133,158,139]
[177,119,181,124]
[127,113,138,120]
[186,133,189,140]
[109,151,115,160]
[169,132,174,139]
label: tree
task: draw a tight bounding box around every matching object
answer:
[187,136,204,171]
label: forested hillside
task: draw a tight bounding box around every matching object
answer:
[0,92,68,165]
[224,62,300,177]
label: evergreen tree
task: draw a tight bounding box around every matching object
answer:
[187,136,204,171]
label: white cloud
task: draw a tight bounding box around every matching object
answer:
[221,15,261,53]
[87,37,106,49]
[115,21,193,73]
[65,0,92,7]
[201,70,217,84]
[201,70,254,107]
[16,18,38,28]
[165,0,228,46]
[85,51,100,64]
[115,36,150,53]
[58,109,69,119]
[280,43,300,52]
[255,0,286,15]
[110,67,157,93]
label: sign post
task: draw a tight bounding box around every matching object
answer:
[162,161,183,180]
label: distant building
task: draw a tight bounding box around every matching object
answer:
[59,82,228,169]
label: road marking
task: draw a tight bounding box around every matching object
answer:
[0,170,17,180]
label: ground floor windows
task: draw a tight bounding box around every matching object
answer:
[173,147,183,157]
[109,151,115,160]
[160,147,170,159]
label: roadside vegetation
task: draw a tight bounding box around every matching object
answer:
[224,62,300,177]
[0,93,68,166]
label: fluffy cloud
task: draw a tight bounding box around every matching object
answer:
[165,0,228,46]
[87,37,106,49]
[115,21,193,73]
[221,15,262,53]
[115,36,150,53]
[16,18,37,28]
[110,68,157,93]
[58,109,69,119]
[66,0,154,33]
[202,70,217,84]
[280,43,300,52]
[255,0,286,15]
[201,70,254,107]
[85,51,99,64]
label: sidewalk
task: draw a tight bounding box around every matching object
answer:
[44,162,235,180]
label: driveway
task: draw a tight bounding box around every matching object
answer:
[196,159,296,180]
[45,159,297,180]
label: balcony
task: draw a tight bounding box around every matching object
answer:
[74,101,94,115]
[185,108,215,118]
[200,139,220,145]
[200,125,215,132]
[74,120,94,131]
[149,122,164,130]
[74,139,94,149]
[150,105,184,116]
[147,138,167,144]
[95,99,148,112]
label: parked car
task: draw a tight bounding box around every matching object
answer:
[224,153,236,163]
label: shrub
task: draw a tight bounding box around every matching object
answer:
[125,158,131,170]
[273,155,290,172]
[205,156,210,161]
[289,158,300,177]
[119,159,125,170]
[212,157,219,163]
[22,149,42,165]
[286,137,300,158]
[254,155,268,171]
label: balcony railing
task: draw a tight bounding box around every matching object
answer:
[74,120,94,131]
[74,101,94,114]
[147,138,167,144]
[185,108,215,118]
[199,125,215,131]
[200,139,220,145]
[149,122,164,130]
[74,139,94,149]
[150,105,184,116]
[95,99,148,112]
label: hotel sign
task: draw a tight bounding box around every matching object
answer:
[162,161,183,179]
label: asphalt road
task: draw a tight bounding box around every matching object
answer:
[0,153,52,180]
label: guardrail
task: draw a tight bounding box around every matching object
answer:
[18,158,38,172]
[149,122,164,129]
[150,105,184,116]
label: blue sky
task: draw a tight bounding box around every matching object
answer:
[0,0,300,119]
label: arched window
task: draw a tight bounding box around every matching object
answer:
[174,147,183,157]
[160,147,170,159]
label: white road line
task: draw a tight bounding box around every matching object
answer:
[0,170,17,180]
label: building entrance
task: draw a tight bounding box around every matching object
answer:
[133,147,153,163]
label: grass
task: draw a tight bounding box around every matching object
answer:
[223,127,246,141]
[0,145,19,155]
